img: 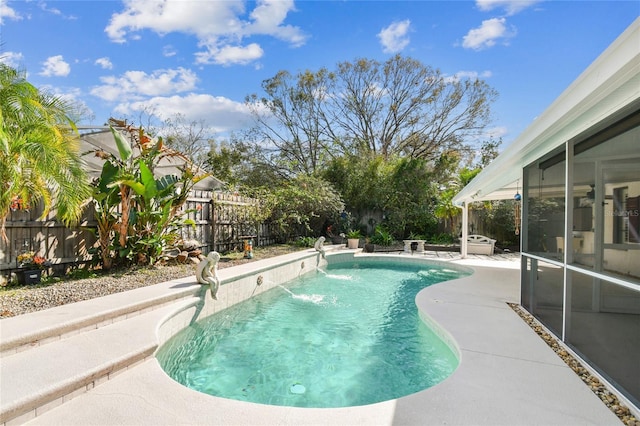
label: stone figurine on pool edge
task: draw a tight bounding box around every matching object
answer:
[196,251,221,299]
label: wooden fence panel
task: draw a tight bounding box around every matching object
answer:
[212,192,259,253]
[1,191,278,282]
[177,190,214,253]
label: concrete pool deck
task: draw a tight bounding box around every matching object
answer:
[0,249,623,425]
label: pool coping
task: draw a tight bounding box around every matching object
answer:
[1,249,622,425]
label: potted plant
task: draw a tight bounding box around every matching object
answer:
[16,251,50,284]
[346,230,361,249]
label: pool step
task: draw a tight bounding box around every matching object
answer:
[0,296,201,425]
[0,277,202,425]
[0,276,199,357]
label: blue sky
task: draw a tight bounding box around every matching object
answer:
[1,0,638,149]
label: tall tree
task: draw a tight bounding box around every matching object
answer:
[206,137,249,188]
[245,68,336,177]
[0,64,91,240]
[329,55,499,160]
[159,113,212,169]
[245,55,498,172]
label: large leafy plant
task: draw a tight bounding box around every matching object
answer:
[0,64,90,242]
[90,119,209,268]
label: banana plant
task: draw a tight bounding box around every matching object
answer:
[90,119,209,268]
[88,125,134,269]
[117,160,192,264]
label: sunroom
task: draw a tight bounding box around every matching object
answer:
[453,18,639,411]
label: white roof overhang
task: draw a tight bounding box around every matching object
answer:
[453,17,640,206]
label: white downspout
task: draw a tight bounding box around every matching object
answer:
[461,201,468,258]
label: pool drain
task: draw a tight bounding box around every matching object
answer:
[290,383,306,394]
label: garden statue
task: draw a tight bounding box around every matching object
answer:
[196,251,221,299]
[314,236,326,258]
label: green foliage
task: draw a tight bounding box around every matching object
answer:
[369,225,394,246]
[476,199,521,246]
[326,211,355,237]
[294,236,317,248]
[0,63,91,241]
[65,268,99,281]
[206,137,250,188]
[346,229,362,239]
[459,167,481,187]
[434,188,458,228]
[90,120,209,269]
[407,231,426,240]
[383,156,439,238]
[323,155,388,217]
[119,159,189,265]
[428,233,455,244]
[257,175,344,243]
[323,154,439,240]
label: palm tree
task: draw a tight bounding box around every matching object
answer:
[0,63,91,240]
[434,167,481,235]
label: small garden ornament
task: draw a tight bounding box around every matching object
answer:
[196,251,221,299]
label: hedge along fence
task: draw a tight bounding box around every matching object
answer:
[0,191,278,281]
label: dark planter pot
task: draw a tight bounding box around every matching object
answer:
[18,269,42,285]
[363,243,375,253]
[331,236,344,245]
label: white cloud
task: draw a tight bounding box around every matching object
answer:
[444,70,493,83]
[114,93,253,134]
[485,126,508,139]
[105,0,307,66]
[39,1,75,19]
[163,45,177,57]
[90,67,198,102]
[40,55,71,77]
[0,1,22,24]
[43,84,82,105]
[476,0,540,16]
[462,18,515,50]
[0,51,25,68]
[378,20,411,54]
[195,43,264,66]
[246,0,306,47]
[37,83,95,121]
[95,57,113,70]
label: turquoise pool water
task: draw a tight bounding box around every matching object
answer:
[157,260,468,408]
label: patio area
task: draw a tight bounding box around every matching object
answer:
[0,249,625,425]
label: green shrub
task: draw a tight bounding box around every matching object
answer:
[407,232,427,240]
[258,175,345,243]
[370,226,394,246]
[294,236,317,247]
[429,233,455,244]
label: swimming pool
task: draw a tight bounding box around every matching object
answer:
[157,259,470,408]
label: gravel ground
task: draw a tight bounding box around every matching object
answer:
[0,245,304,319]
